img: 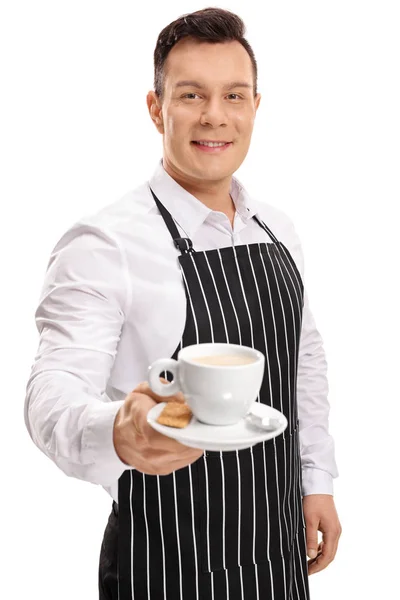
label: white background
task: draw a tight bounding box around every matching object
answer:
[1,0,399,598]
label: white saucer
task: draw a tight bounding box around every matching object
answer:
[147,402,288,451]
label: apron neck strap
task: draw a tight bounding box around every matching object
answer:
[253,214,280,244]
[149,187,194,255]
[149,186,279,254]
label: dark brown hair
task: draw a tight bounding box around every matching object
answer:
[154,7,258,101]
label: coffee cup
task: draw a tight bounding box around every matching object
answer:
[147,343,265,425]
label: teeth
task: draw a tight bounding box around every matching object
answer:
[196,141,227,147]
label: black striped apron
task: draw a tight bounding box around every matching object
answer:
[100,189,310,600]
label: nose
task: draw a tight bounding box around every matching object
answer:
[199,97,228,128]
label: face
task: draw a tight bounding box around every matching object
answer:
[147,38,261,186]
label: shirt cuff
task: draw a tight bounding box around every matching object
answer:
[302,467,334,496]
[82,399,133,486]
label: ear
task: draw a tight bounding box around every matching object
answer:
[146,91,164,134]
[255,93,261,112]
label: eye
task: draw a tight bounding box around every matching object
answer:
[227,93,242,100]
[182,93,200,100]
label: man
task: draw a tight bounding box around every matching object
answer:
[25,7,341,600]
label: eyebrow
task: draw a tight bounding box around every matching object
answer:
[174,80,253,90]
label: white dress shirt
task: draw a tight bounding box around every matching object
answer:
[25,158,338,503]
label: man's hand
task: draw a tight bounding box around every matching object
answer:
[113,381,204,475]
[303,494,342,575]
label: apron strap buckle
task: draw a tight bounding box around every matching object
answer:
[173,237,195,254]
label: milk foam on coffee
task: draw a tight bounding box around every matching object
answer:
[191,354,257,366]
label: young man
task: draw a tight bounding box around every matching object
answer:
[25,8,341,599]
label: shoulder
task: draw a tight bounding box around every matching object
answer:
[49,182,160,255]
[43,182,160,294]
[40,184,155,317]
[75,182,156,238]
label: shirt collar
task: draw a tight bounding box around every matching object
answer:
[148,158,260,239]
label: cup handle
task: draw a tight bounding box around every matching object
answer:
[147,358,181,396]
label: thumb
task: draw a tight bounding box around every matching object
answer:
[306,523,319,559]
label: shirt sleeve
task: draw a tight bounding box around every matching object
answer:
[281,215,339,496]
[24,223,133,487]
[297,288,339,495]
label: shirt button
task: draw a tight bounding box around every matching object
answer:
[232,232,241,244]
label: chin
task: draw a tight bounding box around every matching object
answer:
[192,165,231,179]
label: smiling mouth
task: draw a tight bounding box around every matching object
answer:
[192,140,232,147]
[191,141,233,156]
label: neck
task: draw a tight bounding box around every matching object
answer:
[163,158,236,227]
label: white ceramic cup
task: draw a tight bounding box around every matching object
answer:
[147,343,265,425]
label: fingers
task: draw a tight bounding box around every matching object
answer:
[117,386,203,474]
[305,519,319,561]
[130,383,192,453]
[308,526,341,575]
[133,380,186,405]
[303,495,342,575]
[132,390,201,455]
